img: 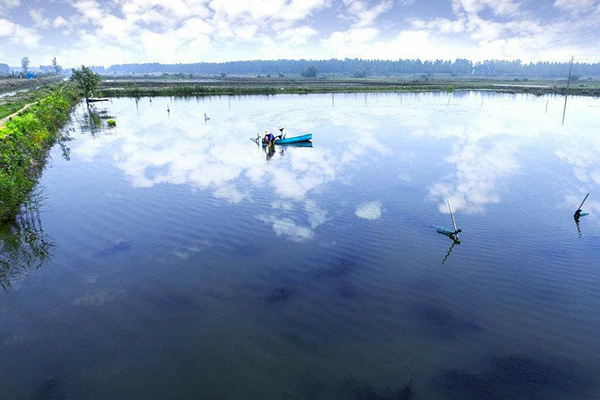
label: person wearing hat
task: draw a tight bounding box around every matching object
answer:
[276,126,287,140]
[264,129,275,145]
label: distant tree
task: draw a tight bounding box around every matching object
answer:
[70,65,101,103]
[52,57,62,75]
[21,57,30,75]
[220,71,227,78]
[353,69,367,78]
[300,66,317,78]
[0,63,10,76]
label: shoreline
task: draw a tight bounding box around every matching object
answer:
[98,77,600,98]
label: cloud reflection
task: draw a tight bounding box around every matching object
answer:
[72,97,388,242]
[430,141,520,214]
[356,201,383,220]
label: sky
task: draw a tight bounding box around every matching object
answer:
[0,0,599,68]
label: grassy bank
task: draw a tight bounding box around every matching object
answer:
[99,77,600,97]
[0,81,70,120]
[0,84,79,222]
[0,76,63,94]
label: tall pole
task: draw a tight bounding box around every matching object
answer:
[562,56,574,126]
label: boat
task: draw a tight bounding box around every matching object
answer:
[266,141,313,148]
[265,133,312,144]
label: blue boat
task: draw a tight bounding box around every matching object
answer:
[264,133,312,144]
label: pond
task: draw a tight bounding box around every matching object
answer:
[1,92,600,399]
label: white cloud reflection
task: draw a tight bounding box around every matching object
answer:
[429,141,520,214]
[73,97,388,242]
[355,201,382,220]
[71,94,600,239]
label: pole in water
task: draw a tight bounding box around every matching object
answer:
[562,55,574,126]
[447,199,460,237]
[574,192,590,218]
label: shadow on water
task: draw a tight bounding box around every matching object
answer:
[303,378,415,400]
[0,188,54,291]
[93,239,132,258]
[37,377,66,400]
[440,235,460,265]
[267,286,296,303]
[415,303,480,340]
[435,354,591,399]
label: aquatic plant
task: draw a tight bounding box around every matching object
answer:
[0,188,53,290]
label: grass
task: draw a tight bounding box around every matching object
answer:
[0,83,79,222]
[0,82,70,120]
[98,76,600,98]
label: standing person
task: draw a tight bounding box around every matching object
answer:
[277,126,287,140]
[264,129,275,144]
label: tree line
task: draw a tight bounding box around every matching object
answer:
[91,58,600,78]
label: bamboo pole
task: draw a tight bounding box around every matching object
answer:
[562,56,574,126]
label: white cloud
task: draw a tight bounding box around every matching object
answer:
[53,16,71,29]
[0,18,40,46]
[72,0,105,23]
[554,0,600,15]
[452,0,520,17]
[0,0,19,14]
[1,0,598,76]
[342,0,393,28]
[29,8,51,28]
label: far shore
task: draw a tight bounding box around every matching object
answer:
[97,75,600,98]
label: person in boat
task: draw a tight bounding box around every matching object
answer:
[276,126,287,140]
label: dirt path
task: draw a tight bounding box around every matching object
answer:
[0,102,37,131]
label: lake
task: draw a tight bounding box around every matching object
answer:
[1,92,599,399]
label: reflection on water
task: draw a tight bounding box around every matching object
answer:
[0,189,53,290]
[2,92,600,399]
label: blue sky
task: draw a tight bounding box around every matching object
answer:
[0,0,599,68]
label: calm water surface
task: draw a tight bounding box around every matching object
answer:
[1,92,600,399]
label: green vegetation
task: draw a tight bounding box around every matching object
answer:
[52,57,62,75]
[0,84,79,222]
[71,65,101,102]
[107,119,116,126]
[300,66,317,78]
[97,59,600,79]
[98,77,600,98]
[0,81,67,120]
[21,57,30,75]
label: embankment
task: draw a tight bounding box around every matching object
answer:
[98,77,600,97]
[0,84,79,222]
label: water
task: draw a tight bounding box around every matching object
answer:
[1,92,600,399]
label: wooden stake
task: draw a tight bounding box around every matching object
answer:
[447,199,458,233]
[562,55,574,126]
[578,192,590,211]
